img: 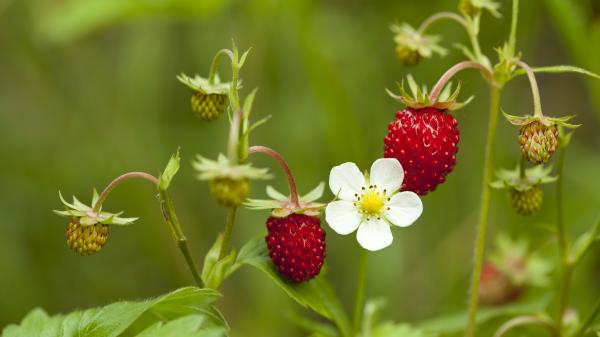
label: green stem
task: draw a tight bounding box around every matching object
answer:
[208,49,232,84]
[158,188,203,287]
[515,60,543,117]
[493,315,558,337]
[218,207,237,260]
[518,155,526,179]
[465,86,502,337]
[352,249,368,335]
[417,12,469,34]
[556,146,571,333]
[467,14,485,64]
[508,0,519,56]
[572,297,600,337]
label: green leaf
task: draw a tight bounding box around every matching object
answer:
[135,315,226,337]
[159,150,181,191]
[512,65,600,80]
[286,312,338,337]
[571,218,600,266]
[201,235,240,289]
[2,287,225,337]
[237,237,351,337]
[372,322,438,337]
[417,295,552,335]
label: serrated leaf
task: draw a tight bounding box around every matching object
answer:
[135,315,226,337]
[1,287,225,337]
[201,235,240,289]
[242,88,258,120]
[236,237,351,337]
[159,150,181,191]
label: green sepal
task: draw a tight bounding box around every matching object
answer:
[503,111,580,129]
[491,164,557,191]
[54,191,138,226]
[176,73,238,95]
[244,182,326,217]
[192,154,271,181]
[159,150,180,191]
[489,235,552,287]
[387,76,473,111]
[461,0,501,18]
[390,23,447,58]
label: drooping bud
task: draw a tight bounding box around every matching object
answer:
[191,92,228,121]
[66,220,109,255]
[518,121,559,164]
[508,184,543,215]
[209,177,250,207]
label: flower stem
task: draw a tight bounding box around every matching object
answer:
[93,171,203,287]
[515,61,543,117]
[218,207,238,260]
[248,145,301,208]
[417,12,469,34]
[465,86,502,337]
[508,0,519,56]
[93,172,159,213]
[429,61,493,102]
[158,188,203,287]
[208,49,232,84]
[466,14,485,64]
[492,315,558,337]
[555,146,571,333]
[352,248,368,335]
[572,297,600,337]
[228,110,242,162]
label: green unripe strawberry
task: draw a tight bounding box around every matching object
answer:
[191,92,228,121]
[518,121,559,164]
[210,177,250,207]
[508,185,542,216]
[395,45,421,66]
[66,219,109,255]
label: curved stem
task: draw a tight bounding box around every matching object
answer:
[218,207,238,260]
[352,249,368,335]
[493,315,558,337]
[465,86,502,337]
[208,49,232,84]
[93,172,159,213]
[467,14,485,64]
[515,61,543,117]
[417,12,469,33]
[429,61,493,102]
[572,297,600,337]
[248,146,300,208]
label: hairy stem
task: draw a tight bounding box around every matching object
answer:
[218,207,238,260]
[208,49,233,84]
[417,12,469,33]
[159,189,203,287]
[555,146,571,333]
[515,61,543,117]
[352,249,369,335]
[93,172,159,213]
[572,297,600,337]
[429,61,493,102]
[465,86,502,337]
[248,145,300,207]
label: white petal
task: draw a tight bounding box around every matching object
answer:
[384,191,423,227]
[356,218,393,251]
[329,162,365,200]
[369,158,404,195]
[325,200,362,235]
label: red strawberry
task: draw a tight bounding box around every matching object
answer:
[265,214,326,283]
[478,262,522,306]
[384,107,459,195]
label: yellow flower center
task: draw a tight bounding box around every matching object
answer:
[356,186,387,216]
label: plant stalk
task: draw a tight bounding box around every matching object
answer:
[465,86,502,337]
[572,297,600,337]
[417,12,469,33]
[218,207,238,260]
[93,172,159,213]
[352,249,369,335]
[429,61,493,102]
[556,146,571,333]
[515,60,543,117]
[208,49,233,84]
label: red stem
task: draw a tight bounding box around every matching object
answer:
[93,172,159,213]
[248,146,300,208]
[429,61,493,102]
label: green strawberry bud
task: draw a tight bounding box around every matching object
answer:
[210,177,250,207]
[395,44,422,66]
[191,92,228,121]
[508,185,542,215]
[518,121,559,164]
[66,219,109,255]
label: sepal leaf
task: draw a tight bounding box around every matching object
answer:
[54,191,138,226]
[159,150,180,191]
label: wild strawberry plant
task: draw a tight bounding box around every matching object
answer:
[3,1,600,337]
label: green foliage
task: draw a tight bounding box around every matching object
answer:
[1,287,226,337]
[159,150,181,192]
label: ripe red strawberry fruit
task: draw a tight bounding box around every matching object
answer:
[265,214,326,283]
[384,107,459,195]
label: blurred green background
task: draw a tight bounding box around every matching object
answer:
[1,0,599,336]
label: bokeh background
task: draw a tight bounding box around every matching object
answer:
[1,0,599,336]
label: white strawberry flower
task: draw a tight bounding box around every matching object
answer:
[325,158,423,251]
